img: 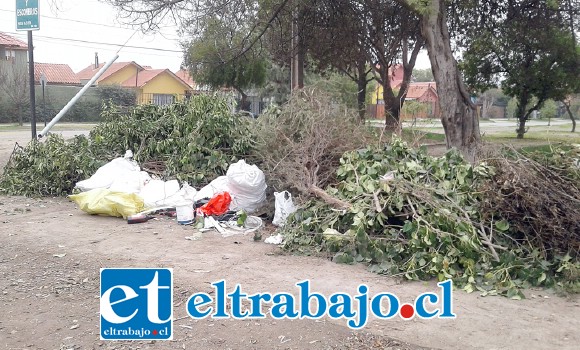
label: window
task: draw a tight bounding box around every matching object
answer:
[152,94,175,106]
[3,49,16,61]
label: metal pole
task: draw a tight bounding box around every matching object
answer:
[38,53,120,138]
[27,30,36,140]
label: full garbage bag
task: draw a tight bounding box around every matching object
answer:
[69,188,145,219]
[226,160,267,213]
[75,151,147,192]
[193,160,267,213]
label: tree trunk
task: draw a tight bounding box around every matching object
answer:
[515,93,529,139]
[563,101,576,132]
[291,8,304,91]
[235,87,249,112]
[420,0,480,160]
[380,67,401,132]
[356,62,368,123]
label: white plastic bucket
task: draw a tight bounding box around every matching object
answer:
[176,202,194,225]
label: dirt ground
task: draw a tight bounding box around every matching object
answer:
[1,129,579,350]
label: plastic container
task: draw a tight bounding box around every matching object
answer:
[176,201,194,225]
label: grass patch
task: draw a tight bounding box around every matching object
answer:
[402,128,446,142]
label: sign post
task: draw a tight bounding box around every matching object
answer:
[16,0,40,140]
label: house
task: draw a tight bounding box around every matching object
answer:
[0,32,29,123]
[34,62,81,86]
[175,69,195,90]
[119,69,192,105]
[76,59,192,106]
[77,61,145,86]
[369,65,440,120]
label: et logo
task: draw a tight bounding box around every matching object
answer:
[100,268,173,340]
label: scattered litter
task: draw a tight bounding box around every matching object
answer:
[272,191,296,227]
[278,335,291,344]
[185,232,203,241]
[176,201,195,225]
[223,216,263,237]
[264,234,284,245]
[69,324,79,330]
[179,325,193,329]
[53,253,66,258]
[200,192,232,216]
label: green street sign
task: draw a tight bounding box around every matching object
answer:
[16,0,40,31]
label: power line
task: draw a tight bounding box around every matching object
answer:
[4,31,183,53]
[0,8,179,38]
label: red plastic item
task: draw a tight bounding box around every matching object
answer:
[200,192,232,216]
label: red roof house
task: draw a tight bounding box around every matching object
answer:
[34,63,81,85]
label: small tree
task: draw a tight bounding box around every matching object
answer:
[0,62,29,125]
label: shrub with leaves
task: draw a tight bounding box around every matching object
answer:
[281,139,580,298]
[0,135,104,196]
[91,95,254,186]
[0,93,254,196]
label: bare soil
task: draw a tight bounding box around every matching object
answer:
[1,129,579,350]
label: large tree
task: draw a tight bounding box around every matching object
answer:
[183,16,269,110]
[462,0,579,138]
[105,0,484,157]
[354,0,423,130]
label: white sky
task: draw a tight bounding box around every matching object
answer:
[0,0,184,73]
[0,0,431,74]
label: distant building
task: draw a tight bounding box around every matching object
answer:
[0,32,28,86]
[76,58,193,106]
[34,62,81,86]
[369,65,440,119]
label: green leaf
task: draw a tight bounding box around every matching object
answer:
[495,220,510,232]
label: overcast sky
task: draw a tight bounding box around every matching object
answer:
[0,0,430,74]
[0,0,184,73]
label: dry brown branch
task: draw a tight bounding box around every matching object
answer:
[308,185,351,210]
[254,88,375,203]
[479,146,580,258]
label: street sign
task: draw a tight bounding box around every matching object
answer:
[16,0,40,31]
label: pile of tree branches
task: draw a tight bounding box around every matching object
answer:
[252,88,375,203]
[480,146,580,258]
[280,140,580,297]
[0,94,254,196]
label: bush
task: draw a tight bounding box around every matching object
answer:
[252,88,375,196]
[0,93,254,196]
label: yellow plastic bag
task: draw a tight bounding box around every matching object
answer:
[69,188,145,219]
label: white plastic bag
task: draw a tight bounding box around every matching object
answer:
[75,152,141,192]
[194,176,231,201]
[226,160,267,213]
[109,171,151,194]
[272,191,297,227]
[139,179,181,208]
